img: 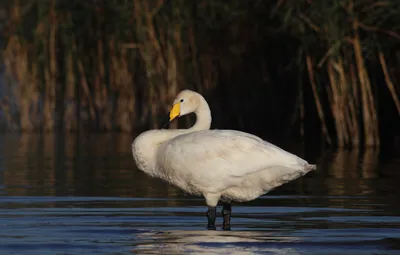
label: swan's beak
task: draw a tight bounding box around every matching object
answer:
[169,103,181,121]
[161,103,181,128]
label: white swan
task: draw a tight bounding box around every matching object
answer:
[132,89,316,230]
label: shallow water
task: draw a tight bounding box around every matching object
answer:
[0,133,400,255]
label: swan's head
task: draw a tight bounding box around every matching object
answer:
[168,90,202,122]
[162,89,211,130]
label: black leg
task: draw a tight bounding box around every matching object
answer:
[221,203,232,230]
[206,206,217,230]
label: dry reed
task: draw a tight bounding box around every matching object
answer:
[0,0,219,132]
[0,0,399,149]
[275,0,399,148]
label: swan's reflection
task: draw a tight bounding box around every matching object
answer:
[133,230,302,254]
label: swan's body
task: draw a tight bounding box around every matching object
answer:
[133,129,313,204]
[132,90,316,230]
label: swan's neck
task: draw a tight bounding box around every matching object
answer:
[188,97,212,131]
[132,96,211,177]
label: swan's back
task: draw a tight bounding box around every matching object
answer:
[156,130,315,197]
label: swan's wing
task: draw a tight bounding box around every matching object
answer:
[158,130,312,191]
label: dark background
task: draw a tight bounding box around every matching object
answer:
[0,0,399,151]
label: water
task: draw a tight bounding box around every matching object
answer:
[0,133,400,255]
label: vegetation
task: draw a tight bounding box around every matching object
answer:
[0,0,399,149]
[275,0,400,148]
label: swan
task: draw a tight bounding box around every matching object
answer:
[131,89,316,230]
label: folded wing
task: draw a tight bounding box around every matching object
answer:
[157,130,309,192]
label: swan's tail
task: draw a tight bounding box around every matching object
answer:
[304,164,317,171]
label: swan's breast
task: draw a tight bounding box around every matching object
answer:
[131,131,163,177]
[131,135,147,170]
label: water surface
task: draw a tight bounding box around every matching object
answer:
[0,133,399,254]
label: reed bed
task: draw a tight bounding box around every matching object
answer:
[275,0,400,148]
[0,0,399,149]
[1,0,221,132]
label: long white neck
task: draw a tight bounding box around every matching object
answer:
[132,94,212,177]
[188,95,212,131]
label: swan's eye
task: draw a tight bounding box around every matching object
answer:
[180,99,184,103]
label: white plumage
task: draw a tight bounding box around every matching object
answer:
[132,89,316,229]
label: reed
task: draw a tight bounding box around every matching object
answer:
[275,0,400,148]
[0,0,399,149]
[1,0,204,131]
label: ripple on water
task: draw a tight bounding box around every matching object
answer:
[0,196,399,255]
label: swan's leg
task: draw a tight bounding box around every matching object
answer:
[221,203,232,230]
[204,193,220,230]
[206,207,217,230]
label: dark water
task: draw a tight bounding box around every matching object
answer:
[0,133,400,255]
